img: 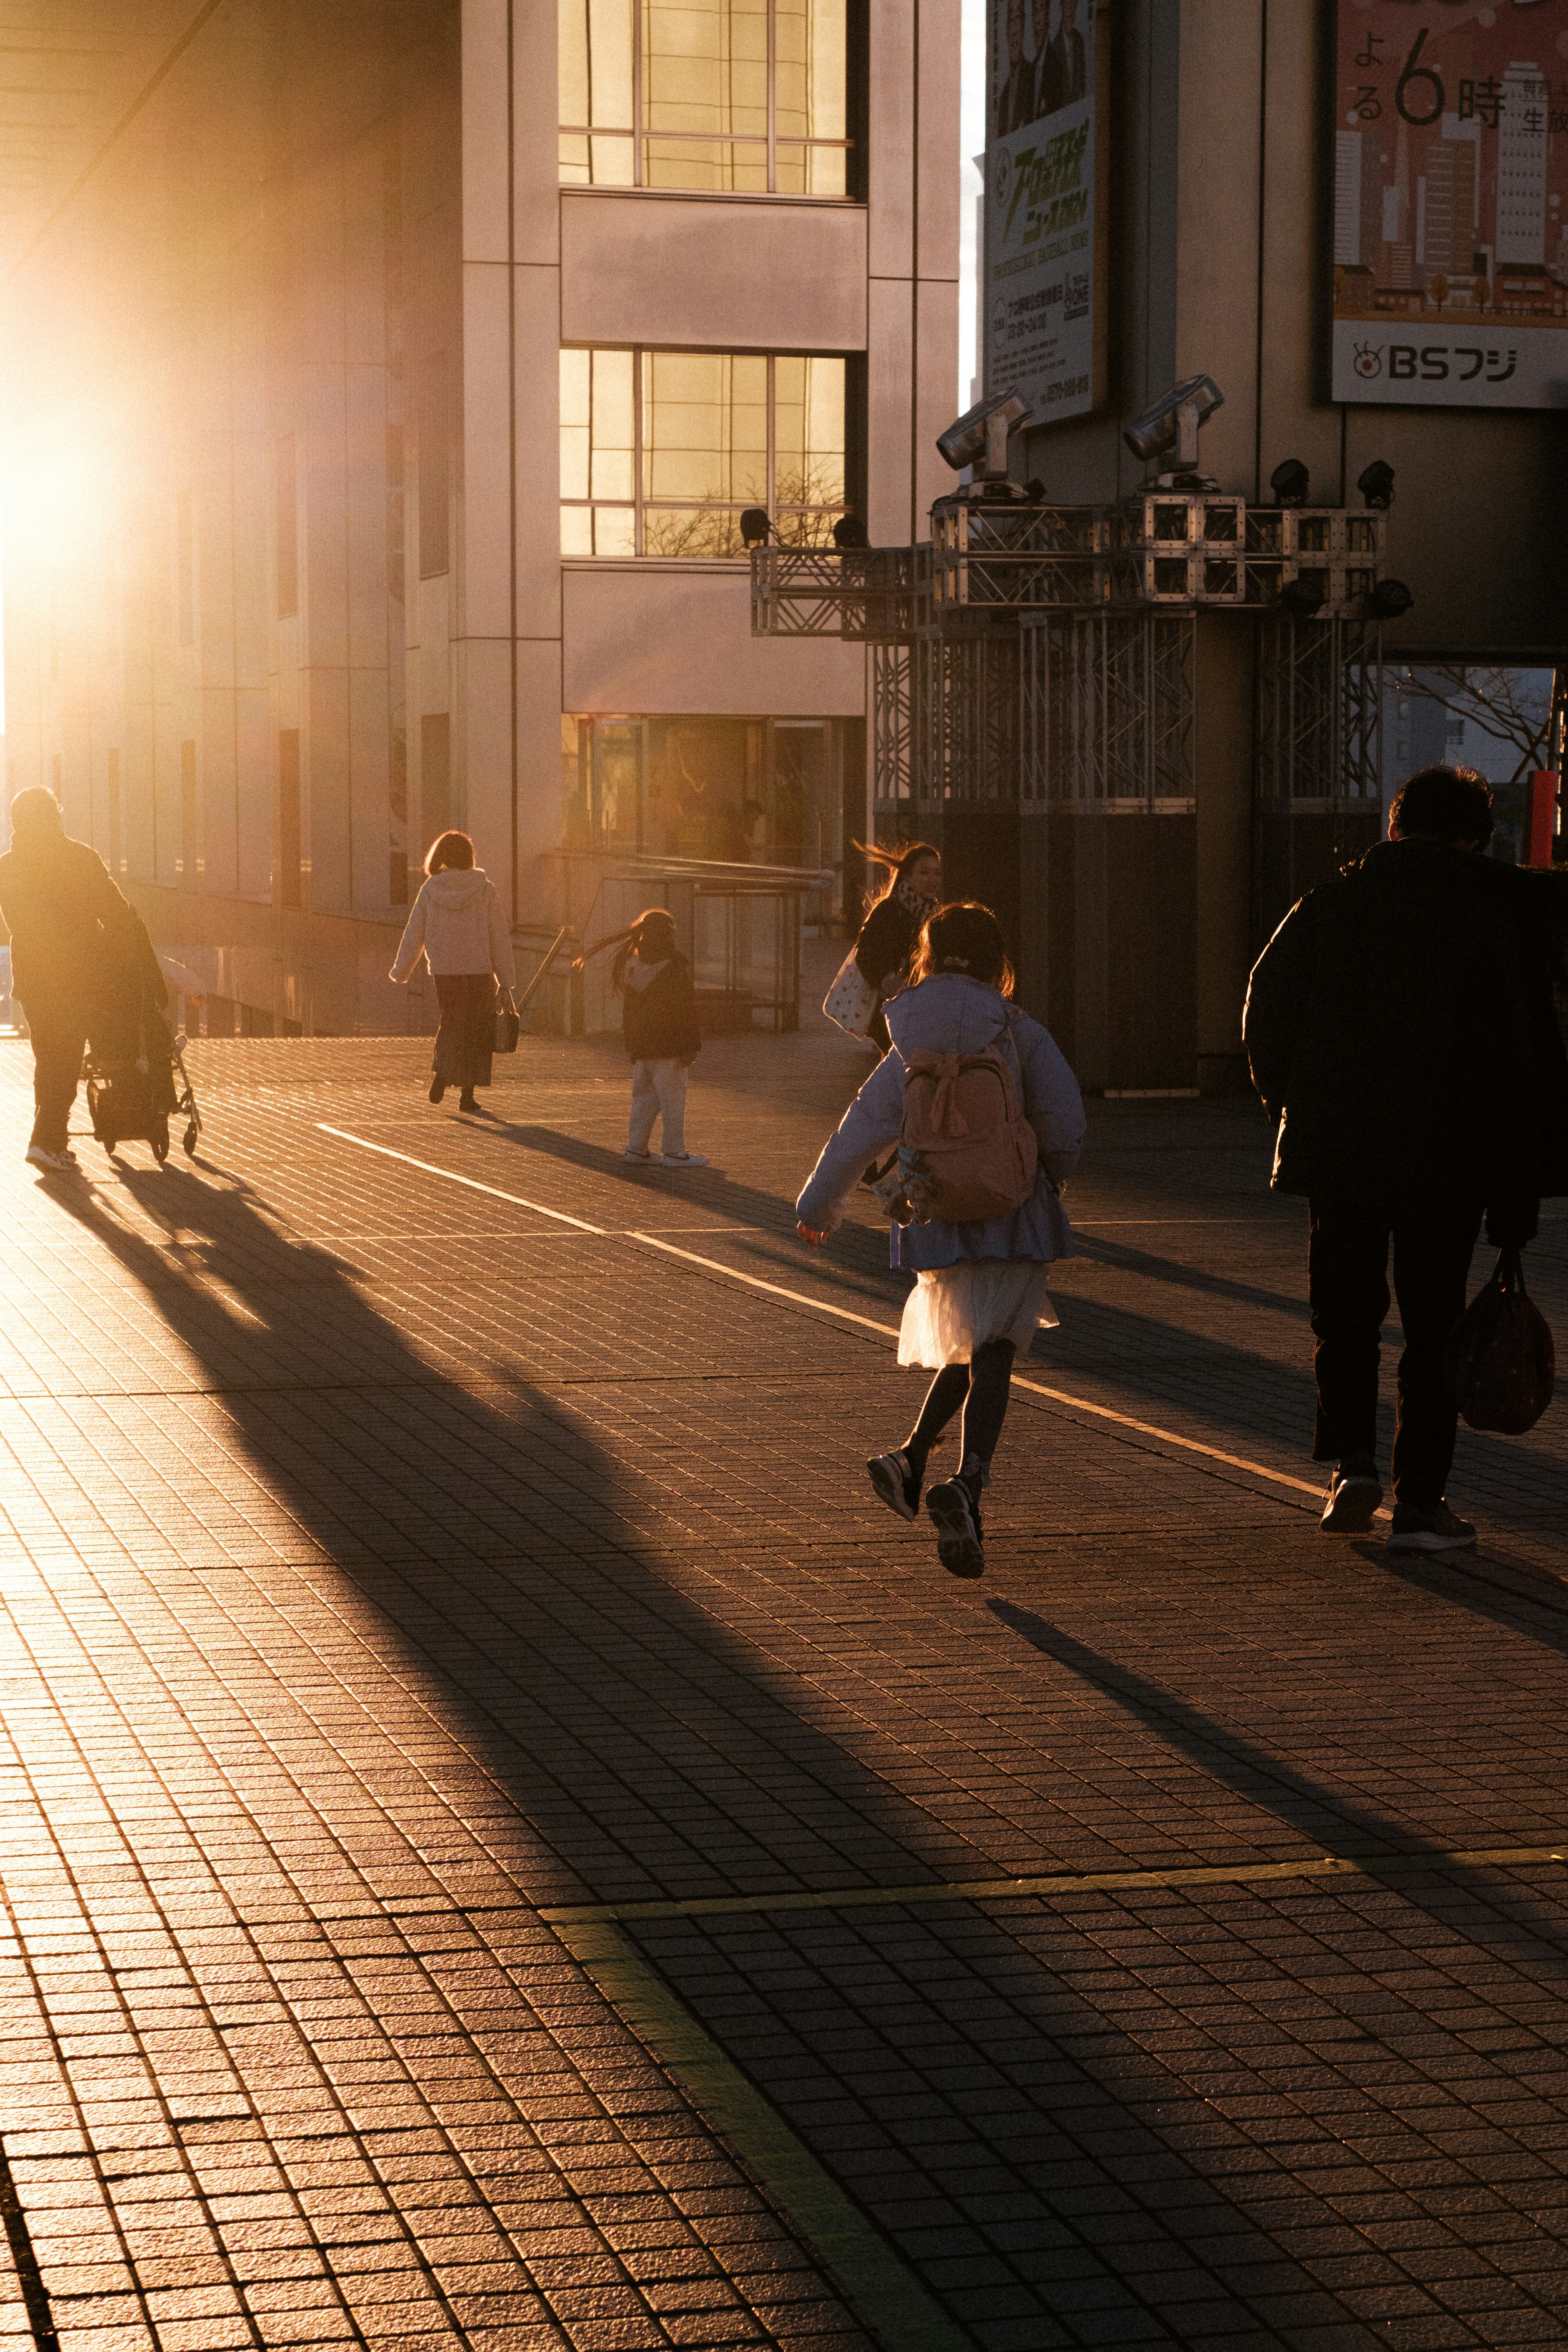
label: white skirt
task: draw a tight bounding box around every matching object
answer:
[897,1256,1058,1369]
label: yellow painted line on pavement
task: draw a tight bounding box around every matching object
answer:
[544,1840,1568,1927]
[631,1232,1339,1507]
[317,1126,606,1232]
[555,1915,971,2352]
[318,1126,1341,1512]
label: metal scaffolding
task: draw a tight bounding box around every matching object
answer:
[753,486,1385,832]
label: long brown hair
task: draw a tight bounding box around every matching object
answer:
[854,838,941,916]
[909,901,1015,998]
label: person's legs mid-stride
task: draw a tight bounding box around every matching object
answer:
[22,1002,87,1168]
[1310,1193,1480,1549]
[1309,1196,1390,1530]
[869,1336,1016,1579]
[1386,1197,1482,1547]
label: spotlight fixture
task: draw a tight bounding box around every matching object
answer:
[832,513,869,549]
[1366,577,1414,620]
[1356,459,1396,510]
[936,388,1030,477]
[1269,457,1310,506]
[739,507,772,548]
[1123,375,1224,474]
[1023,477,1047,503]
[1278,574,1326,617]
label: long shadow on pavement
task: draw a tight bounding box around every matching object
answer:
[29,1149,1568,2350]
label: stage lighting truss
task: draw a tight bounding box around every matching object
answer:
[750,495,1386,636]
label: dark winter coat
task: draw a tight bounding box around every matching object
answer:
[852,893,920,994]
[0,835,141,1014]
[1243,838,1568,1241]
[622,954,702,1061]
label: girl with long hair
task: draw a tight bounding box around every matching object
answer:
[573,908,707,1166]
[390,830,516,1114]
[824,840,942,1051]
[797,901,1085,1577]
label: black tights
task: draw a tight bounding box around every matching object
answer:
[902,1338,1016,1491]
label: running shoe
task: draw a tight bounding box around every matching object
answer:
[926,1477,985,1578]
[1385,1503,1477,1553]
[1320,1464,1383,1533]
[866,1450,920,1523]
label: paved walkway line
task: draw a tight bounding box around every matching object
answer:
[631,1232,1332,1506]
[317,1125,1329,1510]
[543,1840,1568,1927]
[315,1124,607,1231]
[554,1914,973,2352]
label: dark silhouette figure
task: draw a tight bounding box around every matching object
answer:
[1244,764,1568,1550]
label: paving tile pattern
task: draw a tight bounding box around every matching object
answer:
[0,1018,1561,2349]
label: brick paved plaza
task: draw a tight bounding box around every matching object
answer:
[0,1011,1565,2352]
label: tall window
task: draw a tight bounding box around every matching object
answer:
[177,490,195,647]
[107,748,122,877]
[178,739,200,889]
[276,434,298,619]
[277,730,302,909]
[560,0,851,195]
[561,348,847,556]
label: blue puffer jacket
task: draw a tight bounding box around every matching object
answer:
[796,973,1087,1270]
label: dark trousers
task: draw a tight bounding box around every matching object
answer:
[1308,1194,1482,1511]
[432,972,495,1089]
[21,1000,88,1155]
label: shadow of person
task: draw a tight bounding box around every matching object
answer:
[27,1149,1568,2343]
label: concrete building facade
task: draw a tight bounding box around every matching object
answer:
[947,0,1568,1092]
[0,0,959,1034]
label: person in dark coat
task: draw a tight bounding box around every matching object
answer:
[851,841,942,1053]
[0,786,144,1172]
[574,907,707,1167]
[1243,765,1568,1554]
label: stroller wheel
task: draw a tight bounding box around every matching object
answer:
[151,1118,170,1164]
[182,1122,198,1158]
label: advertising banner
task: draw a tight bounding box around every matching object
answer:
[984,0,1099,424]
[1332,1,1568,409]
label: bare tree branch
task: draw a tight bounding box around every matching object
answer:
[1389,664,1554,784]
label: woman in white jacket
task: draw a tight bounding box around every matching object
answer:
[390,831,516,1113]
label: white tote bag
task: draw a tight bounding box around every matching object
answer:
[822,946,879,1039]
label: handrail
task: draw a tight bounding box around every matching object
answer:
[515,925,572,1014]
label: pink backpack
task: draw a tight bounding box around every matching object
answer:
[876,1036,1039,1224]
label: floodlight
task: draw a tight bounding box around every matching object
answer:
[832,513,869,549]
[1270,457,1310,506]
[936,388,1029,477]
[1279,575,1326,617]
[1357,459,1395,510]
[1366,577,1414,619]
[739,507,772,547]
[1123,375,1224,469]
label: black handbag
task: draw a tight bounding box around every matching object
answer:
[1444,1247,1555,1435]
[493,992,521,1054]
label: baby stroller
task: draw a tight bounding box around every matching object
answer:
[85,905,203,1163]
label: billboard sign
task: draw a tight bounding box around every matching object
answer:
[1332,2,1568,408]
[984,0,1099,424]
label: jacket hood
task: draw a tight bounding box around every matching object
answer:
[424,866,490,909]
[886,972,1012,1057]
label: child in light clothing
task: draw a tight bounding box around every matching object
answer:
[575,908,707,1167]
[796,902,1085,1577]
